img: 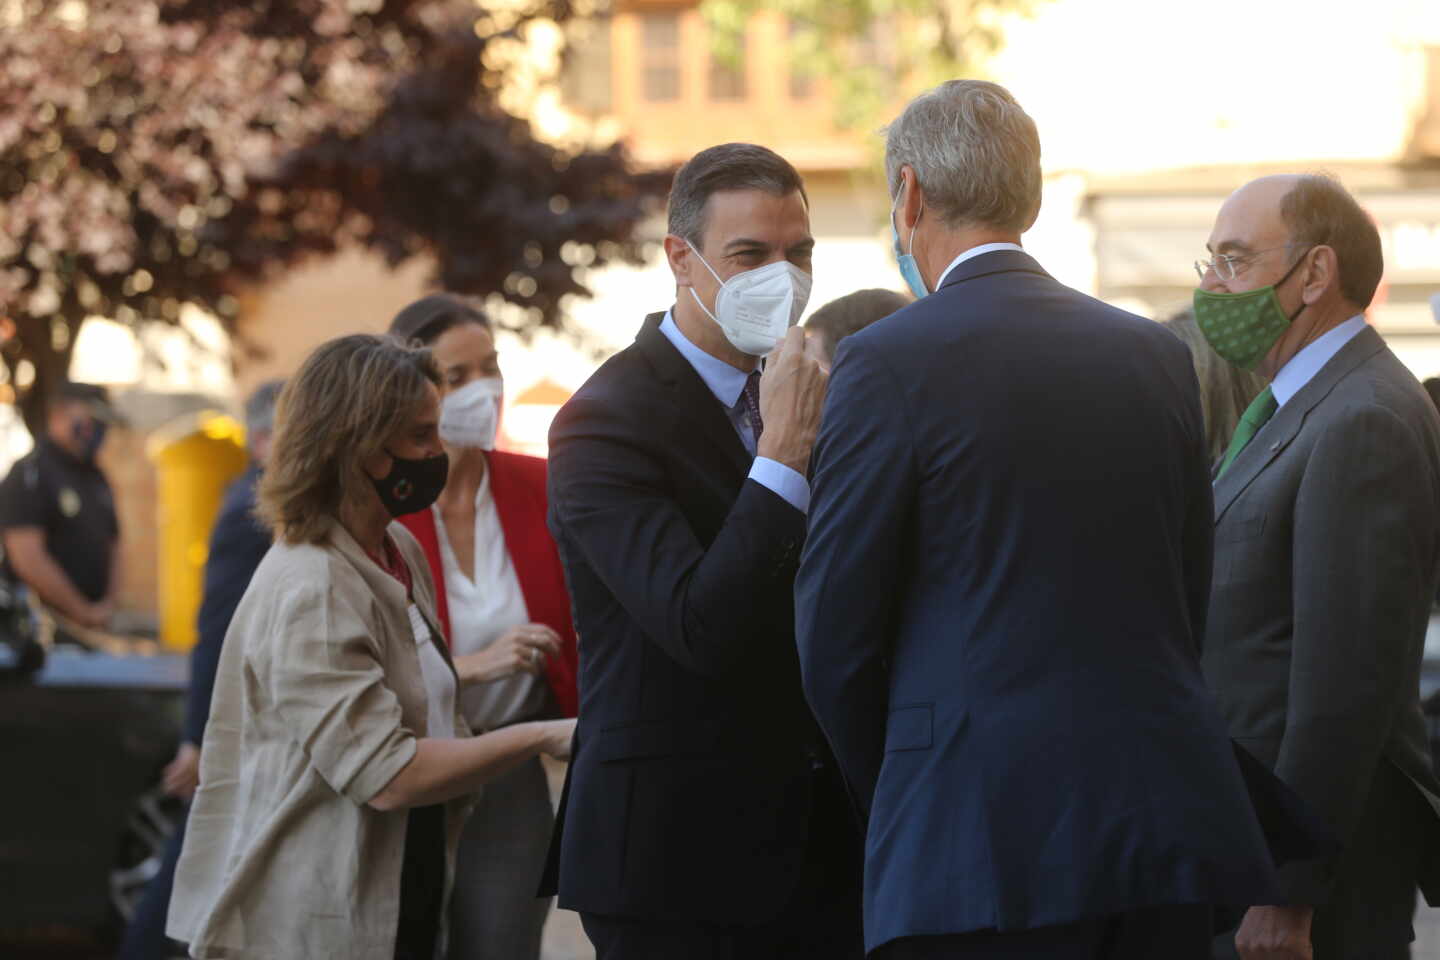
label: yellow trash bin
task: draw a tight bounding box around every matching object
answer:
[146,411,249,651]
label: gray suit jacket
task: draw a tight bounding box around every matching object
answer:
[1204,325,1440,915]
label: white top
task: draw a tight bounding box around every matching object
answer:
[1270,314,1368,408]
[408,603,456,739]
[659,310,811,513]
[935,242,1028,290]
[433,468,547,730]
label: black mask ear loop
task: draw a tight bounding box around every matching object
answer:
[1276,245,1315,324]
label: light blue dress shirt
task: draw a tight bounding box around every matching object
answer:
[659,311,810,514]
[1270,315,1368,408]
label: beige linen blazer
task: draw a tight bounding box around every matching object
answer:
[167,520,471,960]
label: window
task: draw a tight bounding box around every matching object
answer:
[561,16,613,114]
[708,32,746,101]
[640,12,681,103]
[1411,46,1440,161]
[787,21,813,100]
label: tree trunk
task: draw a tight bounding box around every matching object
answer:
[9,311,81,440]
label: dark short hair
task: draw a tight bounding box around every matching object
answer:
[52,380,108,407]
[388,294,491,347]
[51,380,123,424]
[805,288,911,362]
[1424,377,1440,414]
[1279,175,1384,309]
[667,143,807,247]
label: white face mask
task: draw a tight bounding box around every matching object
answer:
[686,242,813,357]
[439,377,502,451]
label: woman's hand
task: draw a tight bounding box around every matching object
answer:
[533,718,577,760]
[453,623,562,686]
[162,742,201,800]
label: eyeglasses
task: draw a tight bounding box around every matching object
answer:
[1193,243,1300,282]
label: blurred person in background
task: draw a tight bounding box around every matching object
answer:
[798,79,1286,960]
[1427,377,1440,609]
[166,335,574,960]
[0,380,121,636]
[1163,309,1268,465]
[117,379,283,960]
[542,143,862,959]
[803,287,910,369]
[387,294,578,960]
[1197,174,1440,960]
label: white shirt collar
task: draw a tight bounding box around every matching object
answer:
[1270,315,1368,408]
[935,242,1027,291]
[659,309,750,408]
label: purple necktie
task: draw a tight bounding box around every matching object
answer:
[741,370,764,443]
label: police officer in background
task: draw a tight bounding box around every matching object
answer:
[0,381,121,635]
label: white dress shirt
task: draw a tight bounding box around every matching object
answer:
[935,242,1027,291]
[1270,314,1368,408]
[432,468,549,731]
[659,311,810,514]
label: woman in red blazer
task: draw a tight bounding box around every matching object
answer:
[390,295,577,960]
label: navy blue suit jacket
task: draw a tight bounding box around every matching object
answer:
[541,314,859,925]
[796,251,1279,952]
[184,465,271,745]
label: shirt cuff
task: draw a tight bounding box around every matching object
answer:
[749,458,810,515]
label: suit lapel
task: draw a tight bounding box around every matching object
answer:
[1213,325,1386,524]
[634,311,751,479]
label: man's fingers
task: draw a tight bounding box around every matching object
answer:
[765,341,785,368]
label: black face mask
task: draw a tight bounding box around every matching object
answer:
[371,450,449,518]
[73,418,107,462]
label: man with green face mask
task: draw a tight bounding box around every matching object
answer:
[1197,174,1440,960]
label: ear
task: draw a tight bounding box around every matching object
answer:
[664,234,695,289]
[1301,246,1339,305]
[899,165,924,232]
[360,448,392,482]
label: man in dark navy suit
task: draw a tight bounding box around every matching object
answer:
[796,80,1281,959]
[542,144,861,958]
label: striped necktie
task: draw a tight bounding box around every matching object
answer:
[741,370,764,443]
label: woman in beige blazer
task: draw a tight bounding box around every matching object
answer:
[166,334,575,960]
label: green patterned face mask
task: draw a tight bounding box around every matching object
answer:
[1193,250,1311,371]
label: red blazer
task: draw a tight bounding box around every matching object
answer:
[398,450,578,718]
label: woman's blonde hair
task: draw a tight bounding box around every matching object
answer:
[258,334,439,545]
[1163,310,1268,464]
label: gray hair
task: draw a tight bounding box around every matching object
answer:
[884,80,1042,233]
[667,143,807,247]
[243,379,285,442]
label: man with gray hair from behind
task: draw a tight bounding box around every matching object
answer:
[796,79,1305,959]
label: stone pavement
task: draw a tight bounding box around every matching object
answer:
[542,906,1440,959]
[537,760,1440,959]
[541,907,594,960]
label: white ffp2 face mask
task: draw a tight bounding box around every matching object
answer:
[687,242,813,357]
[439,377,503,450]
